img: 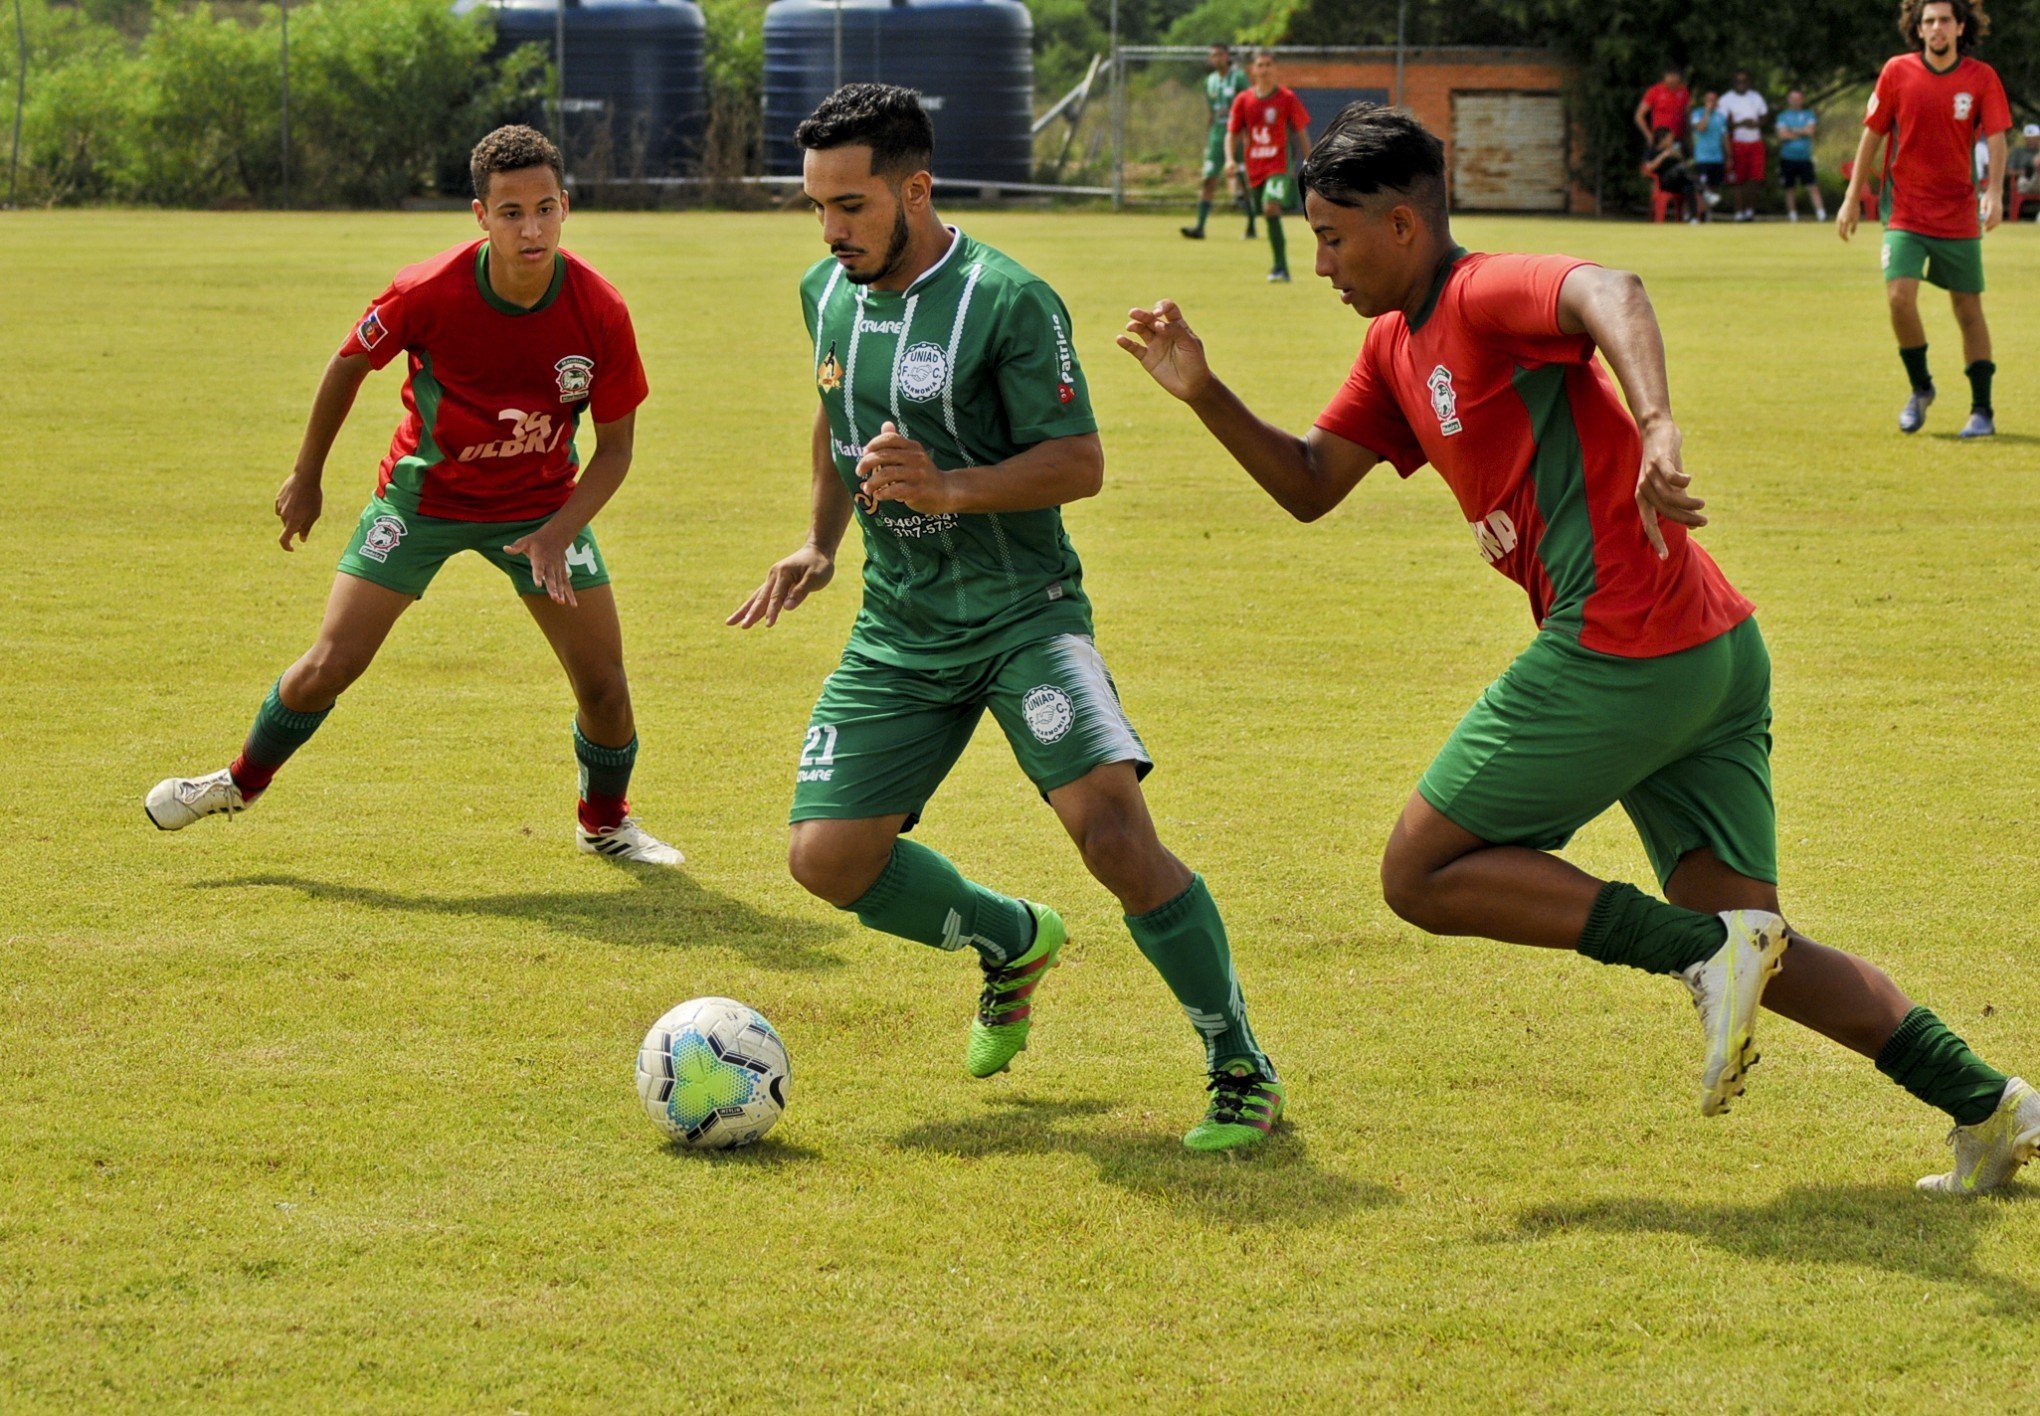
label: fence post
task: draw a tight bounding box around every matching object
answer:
[8,0,24,210]
[279,0,291,206]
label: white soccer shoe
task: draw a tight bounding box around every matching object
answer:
[1681,909,1791,1116]
[577,816,684,866]
[1918,1077,2040,1196]
[144,768,246,830]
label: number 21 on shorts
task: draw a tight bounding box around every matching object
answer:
[799,725,839,767]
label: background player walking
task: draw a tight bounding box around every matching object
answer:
[1121,101,2039,1194]
[1839,0,2009,437]
[730,84,1281,1153]
[1227,52,1311,282]
[1181,42,1253,242]
[146,126,682,865]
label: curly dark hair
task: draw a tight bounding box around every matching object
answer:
[795,84,935,178]
[470,125,565,201]
[1900,0,1989,53]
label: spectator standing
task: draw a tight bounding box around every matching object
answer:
[1719,71,1770,220]
[1690,91,1728,216]
[1777,89,1827,222]
[1636,68,1691,146]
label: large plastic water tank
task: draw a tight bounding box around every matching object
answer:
[473,0,706,179]
[763,0,1034,187]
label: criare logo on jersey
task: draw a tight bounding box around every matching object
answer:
[1427,365,1464,436]
[554,355,594,403]
[459,408,571,463]
[1051,313,1076,404]
[359,513,408,563]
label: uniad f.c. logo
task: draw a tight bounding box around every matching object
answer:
[1427,364,1464,436]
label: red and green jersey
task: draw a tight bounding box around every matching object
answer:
[1228,85,1311,187]
[1865,52,2011,239]
[338,240,649,522]
[1314,249,1753,659]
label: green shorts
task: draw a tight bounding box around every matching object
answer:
[790,633,1153,828]
[1882,228,1985,293]
[336,495,609,599]
[1202,125,1229,181]
[1417,617,1777,889]
[1251,174,1297,209]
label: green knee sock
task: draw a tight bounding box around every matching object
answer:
[573,722,637,798]
[1125,874,1270,1075]
[844,839,1035,966]
[1876,1006,2009,1126]
[1266,214,1287,273]
[1575,881,1727,975]
[1194,199,1211,232]
[230,679,332,796]
[1900,343,1933,392]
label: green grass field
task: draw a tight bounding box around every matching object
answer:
[6,208,2040,1410]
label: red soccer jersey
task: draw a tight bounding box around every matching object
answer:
[1865,52,2011,239]
[338,239,649,522]
[1642,82,1690,136]
[1314,250,1753,658]
[1229,86,1312,187]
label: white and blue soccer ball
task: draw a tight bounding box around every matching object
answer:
[635,997,790,1149]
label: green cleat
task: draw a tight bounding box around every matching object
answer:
[1183,1061,1285,1153]
[965,903,1065,1078]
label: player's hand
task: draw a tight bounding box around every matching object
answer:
[1224,159,1238,178]
[1983,189,2004,232]
[1835,204,1858,242]
[274,472,322,551]
[1634,418,1705,560]
[857,423,954,514]
[727,544,835,629]
[1117,300,1212,403]
[504,528,578,606]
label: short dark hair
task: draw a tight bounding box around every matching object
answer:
[470,124,564,202]
[1210,41,1231,53]
[1299,102,1448,217]
[1901,0,1988,51]
[796,83,936,179]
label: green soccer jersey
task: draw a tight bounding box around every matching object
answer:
[801,230,1100,668]
[1206,67,1248,128]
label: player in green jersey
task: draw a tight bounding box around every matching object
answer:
[729,84,1283,1153]
[1181,42,1255,242]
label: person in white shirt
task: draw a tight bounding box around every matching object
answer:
[1718,70,1770,221]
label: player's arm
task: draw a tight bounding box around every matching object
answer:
[1116,300,1377,522]
[276,348,373,551]
[1838,123,1887,240]
[1554,266,1704,559]
[502,410,636,607]
[859,424,1101,514]
[1983,130,2009,231]
[1634,93,1655,141]
[728,404,849,629]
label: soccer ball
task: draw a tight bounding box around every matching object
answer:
[635,997,790,1149]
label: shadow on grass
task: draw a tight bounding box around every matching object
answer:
[1512,1183,2040,1314]
[197,868,847,972]
[659,1136,825,1168]
[1926,430,2040,445]
[895,1095,1396,1225]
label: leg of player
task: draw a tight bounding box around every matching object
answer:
[1887,276,1936,433]
[1664,848,2037,1196]
[1183,174,1218,240]
[522,585,681,865]
[788,814,1059,1077]
[1950,291,1996,438]
[1264,193,1289,282]
[145,572,412,830]
[1046,762,1282,1153]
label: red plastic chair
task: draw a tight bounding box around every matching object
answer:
[2008,182,2027,222]
[1642,163,1687,223]
[1841,160,1879,220]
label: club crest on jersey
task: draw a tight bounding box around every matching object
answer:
[359,513,407,563]
[1954,92,1974,120]
[1427,364,1464,436]
[817,343,843,392]
[1022,685,1075,744]
[356,309,388,351]
[554,355,594,402]
[898,342,950,402]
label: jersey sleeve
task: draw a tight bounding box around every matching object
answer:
[1227,90,1250,135]
[1288,89,1312,133]
[1457,254,1597,362]
[1865,60,1900,135]
[1980,66,2013,136]
[993,281,1098,445]
[338,278,414,370]
[1314,325,1424,478]
[592,301,649,424]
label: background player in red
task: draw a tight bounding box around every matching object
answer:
[1120,101,2040,1194]
[146,126,683,865]
[1226,51,1311,283]
[1632,66,1690,147]
[1839,0,2010,437]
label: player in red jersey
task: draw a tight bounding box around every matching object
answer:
[1839,0,2011,437]
[1122,102,2040,1193]
[145,126,683,865]
[1226,51,1312,283]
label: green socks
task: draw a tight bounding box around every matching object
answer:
[1194,199,1211,233]
[1900,343,1932,393]
[229,679,332,797]
[844,839,1035,966]
[1126,874,1270,1075]
[1966,358,1995,414]
[1877,1006,2009,1126]
[1266,214,1287,273]
[1576,881,1728,975]
[573,723,636,799]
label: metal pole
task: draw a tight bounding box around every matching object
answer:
[8,0,24,210]
[554,0,566,169]
[1108,0,1121,210]
[279,0,290,206]
[1393,0,1405,108]
[833,0,842,91]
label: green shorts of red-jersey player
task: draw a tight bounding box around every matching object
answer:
[790,633,1153,827]
[1418,616,1777,889]
[1881,229,1985,294]
[336,495,609,599]
[1250,174,1298,210]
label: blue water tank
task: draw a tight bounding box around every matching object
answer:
[763,0,1035,187]
[474,0,706,178]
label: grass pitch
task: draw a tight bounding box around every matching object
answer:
[5,207,2040,1410]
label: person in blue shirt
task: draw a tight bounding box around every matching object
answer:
[1776,88,1826,222]
[1689,90,1727,219]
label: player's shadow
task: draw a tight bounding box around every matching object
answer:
[1509,1183,2040,1315]
[1928,430,2040,445]
[894,1095,1396,1225]
[197,870,847,973]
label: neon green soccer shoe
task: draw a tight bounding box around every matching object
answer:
[966,903,1065,1079]
[1183,1061,1285,1153]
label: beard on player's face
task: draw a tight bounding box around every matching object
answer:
[839,201,912,286]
